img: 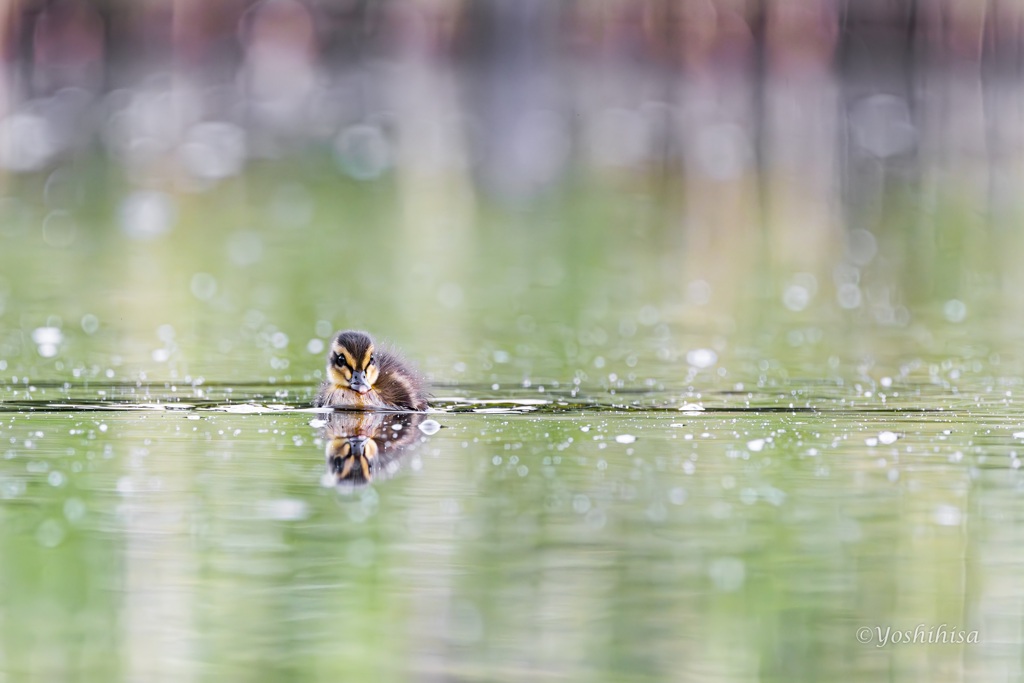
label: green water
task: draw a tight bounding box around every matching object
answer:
[2,163,1024,681]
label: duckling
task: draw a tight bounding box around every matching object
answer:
[322,410,425,486]
[314,330,428,410]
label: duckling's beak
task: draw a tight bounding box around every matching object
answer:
[349,370,372,394]
[348,436,369,458]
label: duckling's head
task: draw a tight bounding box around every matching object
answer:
[327,330,379,395]
[327,435,378,483]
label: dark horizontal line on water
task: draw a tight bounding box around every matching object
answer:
[1,379,315,389]
[0,397,958,418]
[1,379,978,395]
[0,381,986,417]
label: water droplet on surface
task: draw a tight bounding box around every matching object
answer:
[850,94,916,159]
[572,494,591,513]
[333,124,391,180]
[878,431,898,445]
[638,304,661,325]
[686,348,717,369]
[43,167,85,209]
[943,299,967,323]
[418,419,441,436]
[0,478,25,499]
[180,121,247,180]
[0,113,58,172]
[739,488,758,505]
[837,283,862,309]
[686,280,712,305]
[42,210,77,248]
[615,434,636,444]
[227,230,264,266]
[63,498,85,522]
[119,191,176,239]
[81,314,99,334]
[190,272,218,301]
[32,326,62,345]
[708,557,746,592]
[784,284,811,312]
[746,438,766,452]
[36,519,65,548]
[32,326,62,357]
[846,229,878,265]
[934,504,962,527]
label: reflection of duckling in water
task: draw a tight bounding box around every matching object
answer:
[314,330,428,411]
[323,410,425,486]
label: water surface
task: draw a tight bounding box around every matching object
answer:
[2,154,1024,681]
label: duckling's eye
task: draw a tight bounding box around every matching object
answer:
[369,354,376,366]
[333,354,349,368]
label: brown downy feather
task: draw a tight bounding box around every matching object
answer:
[372,347,428,410]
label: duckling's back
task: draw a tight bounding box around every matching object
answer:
[373,349,428,410]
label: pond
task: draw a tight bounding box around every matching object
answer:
[2,124,1024,680]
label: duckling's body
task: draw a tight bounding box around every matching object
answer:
[314,331,428,411]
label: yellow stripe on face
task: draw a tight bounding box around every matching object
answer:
[361,345,374,370]
[339,457,354,479]
[332,342,359,369]
[328,365,351,386]
[328,438,350,457]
